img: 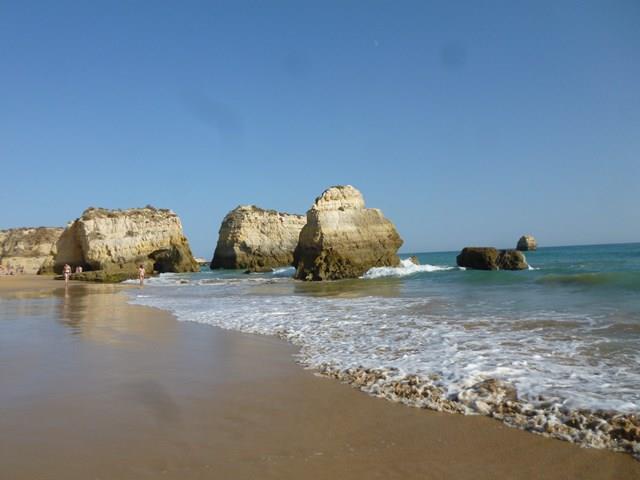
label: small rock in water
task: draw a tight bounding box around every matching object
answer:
[456,247,528,270]
[516,235,537,251]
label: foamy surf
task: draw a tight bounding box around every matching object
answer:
[126,244,640,457]
[122,272,188,286]
[272,266,296,276]
[129,290,639,455]
[363,258,455,278]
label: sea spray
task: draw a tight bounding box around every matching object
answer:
[363,258,456,278]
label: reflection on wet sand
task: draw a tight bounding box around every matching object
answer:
[1,276,639,480]
[54,283,178,346]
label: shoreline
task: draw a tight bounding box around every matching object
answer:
[317,365,639,458]
[132,270,639,459]
[1,275,639,479]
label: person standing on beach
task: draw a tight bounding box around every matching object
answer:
[138,264,145,286]
[63,264,72,285]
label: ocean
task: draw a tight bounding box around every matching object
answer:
[128,243,640,454]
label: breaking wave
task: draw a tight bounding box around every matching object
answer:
[363,258,455,278]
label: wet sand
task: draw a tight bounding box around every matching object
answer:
[1,276,638,479]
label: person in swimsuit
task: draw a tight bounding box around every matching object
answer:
[63,264,72,285]
[138,264,145,286]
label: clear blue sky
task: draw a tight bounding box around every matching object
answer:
[2,1,639,256]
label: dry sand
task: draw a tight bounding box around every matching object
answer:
[1,275,638,479]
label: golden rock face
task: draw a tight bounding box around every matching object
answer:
[294,185,403,281]
[0,227,64,273]
[517,235,538,251]
[211,205,306,271]
[51,206,199,277]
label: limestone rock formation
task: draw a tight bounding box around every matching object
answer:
[64,270,141,283]
[456,247,528,271]
[498,250,529,270]
[293,185,403,281]
[211,205,306,271]
[517,235,537,251]
[51,206,199,279]
[0,227,64,274]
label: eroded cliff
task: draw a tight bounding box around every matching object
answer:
[211,205,306,271]
[293,185,403,280]
[0,227,64,274]
[51,206,199,279]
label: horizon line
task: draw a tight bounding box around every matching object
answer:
[397,241,640,256]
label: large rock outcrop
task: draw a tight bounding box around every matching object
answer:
[211,205,306,271]
[456,247,528,270]
[293,185,403,281]
[49,206,199,279]
[517,235,537,251]
[0,227,64,274]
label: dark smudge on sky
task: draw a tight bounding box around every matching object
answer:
[440,42,467,70]
[282,51,311,77]
[182,91,244,144]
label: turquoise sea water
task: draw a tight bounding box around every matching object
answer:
[130,243,640,416]
[404,243,640,336]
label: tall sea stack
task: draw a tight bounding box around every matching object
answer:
[48,206,199,281]
[293,185,403,281]
[211,205,306,271]
[517,235,537,251]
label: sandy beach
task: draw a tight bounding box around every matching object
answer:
[1,275,638,480]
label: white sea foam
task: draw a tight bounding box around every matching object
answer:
[272,266,295,276]
[363,258,455,278]
[122,272,184,286]
[128,278,640,415]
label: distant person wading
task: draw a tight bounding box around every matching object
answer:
[63,264,71,285]
[138,264,145,286]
